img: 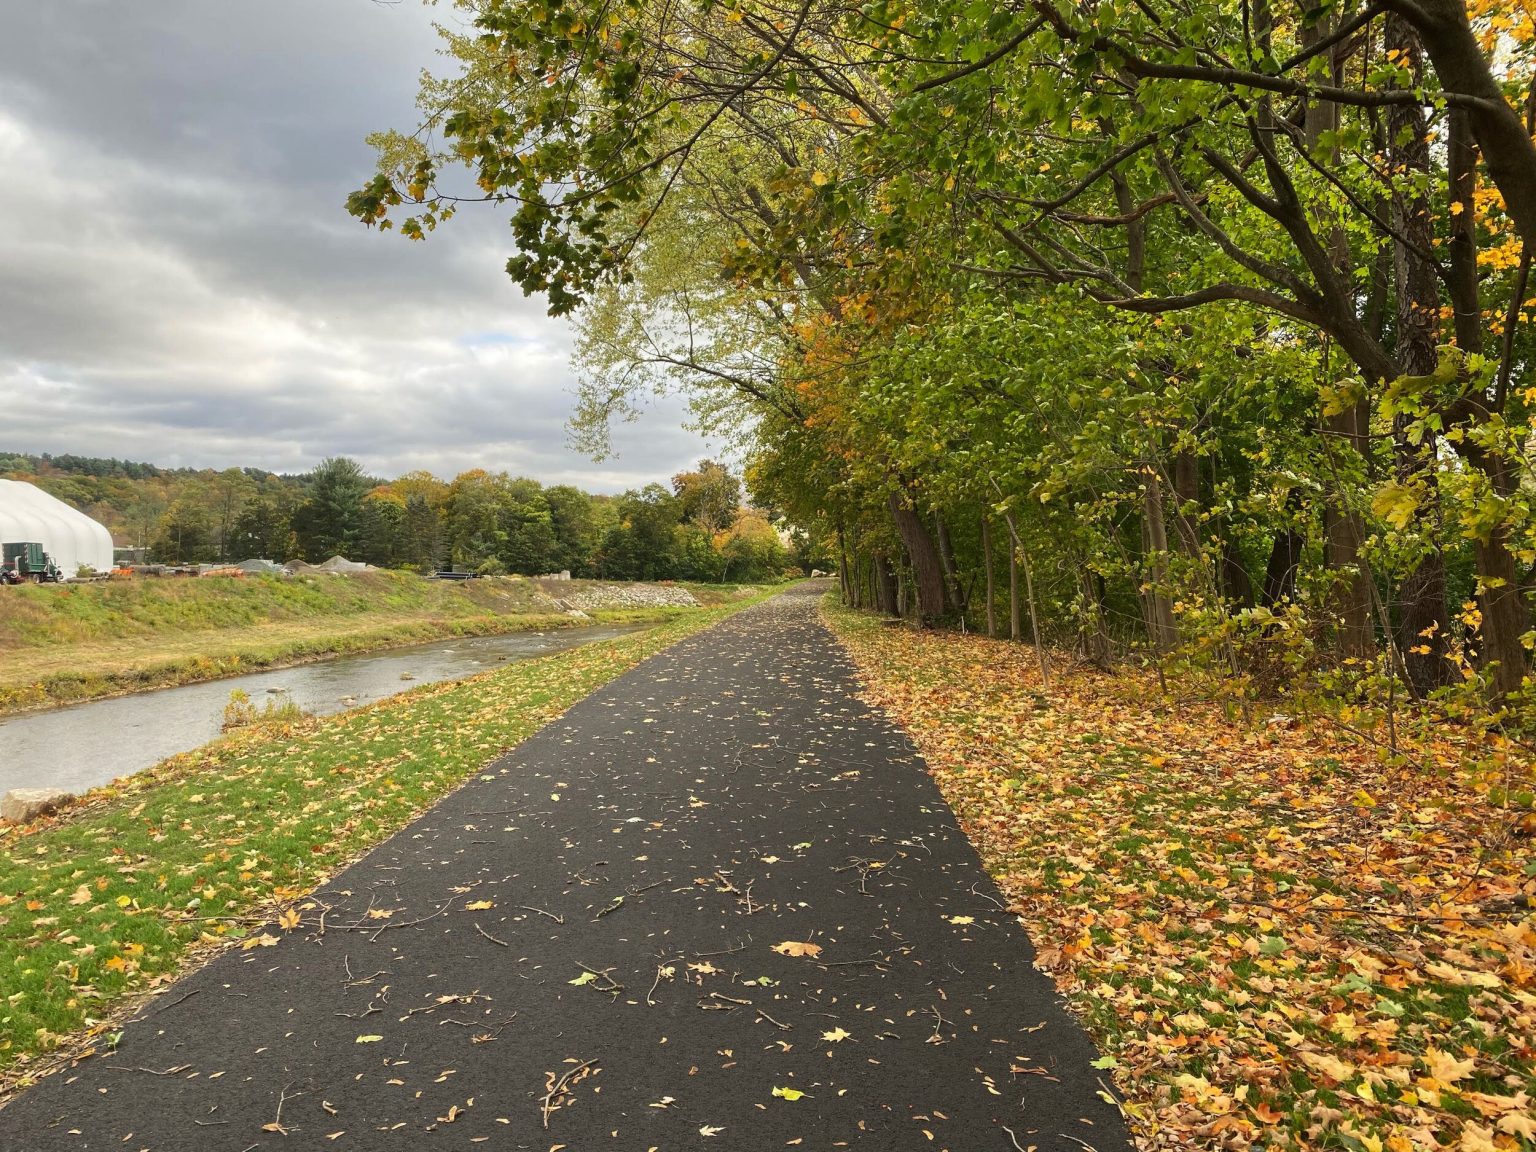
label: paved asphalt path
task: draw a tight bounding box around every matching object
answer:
[1,584,1133,1152]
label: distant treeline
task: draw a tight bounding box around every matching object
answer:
[0,452,812,582]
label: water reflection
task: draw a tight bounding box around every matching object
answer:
[0,625,642,796]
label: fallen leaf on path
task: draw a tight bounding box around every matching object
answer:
[771,941,821,958]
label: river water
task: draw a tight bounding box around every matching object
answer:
[0,624,642,798]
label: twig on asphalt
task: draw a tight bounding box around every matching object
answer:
[969,882,1009,910]
[540,1058,597,1129]
[927,1005,952,1045]
[594,895,626,919]
[106,1063,192,1076]
[475,923,509,947]
[692,940,748,959]
[818,957,890,971]
[263,1082,306,1136]
[151,988,202,1015]
[368,899,456,942]
[755,1008,792,1031]
[647,962,677,1007]
[520,905,564,924]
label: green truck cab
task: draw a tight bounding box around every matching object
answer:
[1,542,62,584]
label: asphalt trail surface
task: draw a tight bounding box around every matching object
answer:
[2,583,1133,1152]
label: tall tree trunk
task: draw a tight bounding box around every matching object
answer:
[1001,511,1052,691]
[1446,108,1533,698]
[1393,0,1536,253]
[888,492,948,623]
[1296,20,1377,663]
[934,514,966,613]
[1320,400,1377,659]
[1080,564,1112,670]
[981,517,997,638]
[1261,527,1302,608]
[1472,530,1531,699]
[1220,535,1256,609]
[1140,467,1179,655]
[874,554,898,617]
[1389,16,1453,696]
[1171,450,1200,555]
[837,525,851,606]
[1009,539,1021,642]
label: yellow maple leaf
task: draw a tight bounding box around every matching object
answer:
[1426,1046,1476,1083]
[1299,1051,1356,1082]
[771,941,822,958]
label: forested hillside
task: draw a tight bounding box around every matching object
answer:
[350,0,1536,725]
[0,453,801,581]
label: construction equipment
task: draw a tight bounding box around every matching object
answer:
[1,542,63,584]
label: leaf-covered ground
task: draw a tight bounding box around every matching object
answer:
[825,602,1536,1152]
[0,592,772,1093]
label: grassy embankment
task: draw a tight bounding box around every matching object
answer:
[0,571,744,716]
[824,601,1535,1152]
[0,585,778,1093]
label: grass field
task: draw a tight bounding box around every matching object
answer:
[0,586,776,1093]
[0,572,757,714]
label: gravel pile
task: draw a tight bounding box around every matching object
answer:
[543,583,700,611]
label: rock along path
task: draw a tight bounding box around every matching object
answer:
[1,583,1133,1152]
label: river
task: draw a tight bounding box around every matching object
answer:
[0,624,642,797]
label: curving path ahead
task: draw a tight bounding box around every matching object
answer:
[1,583,1133,1152]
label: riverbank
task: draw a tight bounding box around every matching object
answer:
[0,585,780,1092]
[0,571,764,716]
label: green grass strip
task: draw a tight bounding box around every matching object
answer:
[0,588,775,1086]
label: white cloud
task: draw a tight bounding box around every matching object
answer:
[0,1,716,491]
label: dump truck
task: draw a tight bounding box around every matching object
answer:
[1,542,63,584]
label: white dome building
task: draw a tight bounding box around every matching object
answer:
[0,479,115,579]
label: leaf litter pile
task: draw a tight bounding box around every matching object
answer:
[0,596,770,1093]
[825,602,1536,1152]
[0,583,1128,1151]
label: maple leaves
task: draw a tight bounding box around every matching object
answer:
[828,603,1536,1152]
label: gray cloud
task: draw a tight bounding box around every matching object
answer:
[0,0,714,491]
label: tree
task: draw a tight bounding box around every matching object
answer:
[350,0,1534,710]
[227,495,294,560]
[151,499,214,565]
[292,457,372,561]
[674,460,743,536]
[598,485,684,581]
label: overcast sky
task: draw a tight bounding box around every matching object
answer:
[0,1,713,491]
